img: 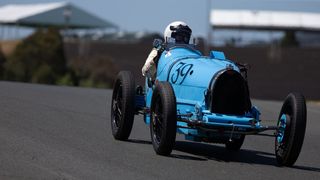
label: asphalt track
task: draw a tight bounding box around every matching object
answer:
[0,81,319,180]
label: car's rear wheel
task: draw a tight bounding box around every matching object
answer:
[225,134,245,151]
[111,71,135,140]
[150,82,177,155]
[275,92,307,166]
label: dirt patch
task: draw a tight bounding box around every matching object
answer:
[0,40,20,57]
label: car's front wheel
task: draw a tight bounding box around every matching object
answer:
[275,92,307,166]
[150,82,177,156]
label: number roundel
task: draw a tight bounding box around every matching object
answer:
[170,62,193,85]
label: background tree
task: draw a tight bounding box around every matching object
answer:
[281,30,299,47]
[4,28,67,84]
[70,54,118,88]
[0,46,6,80]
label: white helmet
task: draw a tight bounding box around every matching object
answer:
[164,21,192,44]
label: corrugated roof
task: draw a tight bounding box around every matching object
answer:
[211,10,320,32]
[0,2,66,23]
[0,2,117,29]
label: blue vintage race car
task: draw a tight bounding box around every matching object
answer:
[110,40,307,167]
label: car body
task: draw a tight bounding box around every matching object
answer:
[143,44,259,142]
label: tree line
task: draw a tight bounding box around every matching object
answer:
[0,28,117,88]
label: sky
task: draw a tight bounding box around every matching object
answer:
[1,0,320,37]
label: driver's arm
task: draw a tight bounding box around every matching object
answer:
[142,48,158,78]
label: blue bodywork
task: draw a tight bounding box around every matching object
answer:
[137,44,273,143]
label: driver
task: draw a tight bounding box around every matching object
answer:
[141,21,192,78]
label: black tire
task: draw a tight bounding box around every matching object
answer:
[225,135,245,151]
[111,71,135,140]
[275,92,307,166]
[150,82,177,155]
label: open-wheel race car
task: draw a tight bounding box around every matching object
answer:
[110,40,307,167]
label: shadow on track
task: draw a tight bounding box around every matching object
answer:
[127,138,275,165]
[173,141,276,165]
[291,165,320,173]
[127,139,152,145]
[126,139,320,172]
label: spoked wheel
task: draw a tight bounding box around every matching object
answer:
[225,135,245,151]
[275,92,307,166]
[150,82,177,155]
[111,71,135,140]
